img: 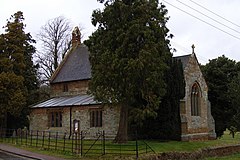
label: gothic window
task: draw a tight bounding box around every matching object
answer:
[191,83,201,116]
[90,109,102,127]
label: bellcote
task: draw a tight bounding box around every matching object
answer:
[72,26,81,46]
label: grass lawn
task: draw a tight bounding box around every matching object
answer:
[148,131,240,153]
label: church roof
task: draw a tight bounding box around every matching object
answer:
[31,94,100,108]
[50,41,192,84]
[50,44,91,83]
[174,54,191,68]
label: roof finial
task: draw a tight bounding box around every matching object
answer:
[72,26,81,46]
[191,44,195,54]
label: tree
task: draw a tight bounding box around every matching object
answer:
[0,72,26,129]
[36,16,73,83]
[85,0,172,142]
[136,58,185,140]
[0,11,38,129]
[228,67,240,133]
[154,58,185,140]
[202,55,238,137]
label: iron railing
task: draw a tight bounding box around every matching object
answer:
[0,128,155,159]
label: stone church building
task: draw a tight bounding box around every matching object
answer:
[175,48,216,141]
[29,27,216,141]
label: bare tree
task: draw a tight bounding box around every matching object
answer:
[36,16,72,83]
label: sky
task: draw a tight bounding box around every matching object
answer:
[1,0,240,64]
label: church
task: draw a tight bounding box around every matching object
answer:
[29,27,216,141]
[175,46,216,141]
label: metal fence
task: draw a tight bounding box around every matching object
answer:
[0,128,155,159]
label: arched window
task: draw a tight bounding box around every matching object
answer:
[191,83,201,116]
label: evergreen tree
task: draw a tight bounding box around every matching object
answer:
[227,62,240,134]
[0,11,38,129]
[202,55,238,137]
[0,32,26,129]
[85,0,172,142]
[137,58,185,140]
[157,58,185,140]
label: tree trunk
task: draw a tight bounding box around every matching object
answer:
[54,41,58,70]
[114,104,128,143]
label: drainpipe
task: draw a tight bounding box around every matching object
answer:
[69,106,72,139]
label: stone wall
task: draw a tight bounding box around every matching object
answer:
[142,144,240,160]
[71,104,120,139]
[29,104,120,139]
[50,80,89,97]
[180,53,216,141]
[29,108,48,131]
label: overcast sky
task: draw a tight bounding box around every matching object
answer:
[1,0,240,64]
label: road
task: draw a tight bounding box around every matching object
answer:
[0,150,35,160]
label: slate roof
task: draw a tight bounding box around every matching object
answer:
[51,44,91,83]
[174,54,191,68]
[31,95,100,108]
[50,42,192,83]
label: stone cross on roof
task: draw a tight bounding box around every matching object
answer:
[192,44,195,54]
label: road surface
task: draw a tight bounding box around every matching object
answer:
[0,150,35,160]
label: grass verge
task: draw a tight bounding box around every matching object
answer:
[148,131,240,153]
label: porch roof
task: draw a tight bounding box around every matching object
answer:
[31,95,101,108]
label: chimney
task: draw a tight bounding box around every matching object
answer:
[72,26,81,46]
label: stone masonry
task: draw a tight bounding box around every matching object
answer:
[180,53,216,141]
[29,104,120,139]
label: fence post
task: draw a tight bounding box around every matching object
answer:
[55,132,58,151]
[25,130,28,146]
[48,131,51,150]
[80,131,83,157]
[20,129,22,145]
[36,130,39,147]
[102,131,105,155]
[72,133,74,154]
[30,130,33,146]
[63,132,66,152]
[0,129,3,142]
[8,129,10,143]
[42,131,45,148]
[120,143,122,158]
[16,129,18,145]
[78,131,80,154]
[0,129,2,142]
[75,132,77,152]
